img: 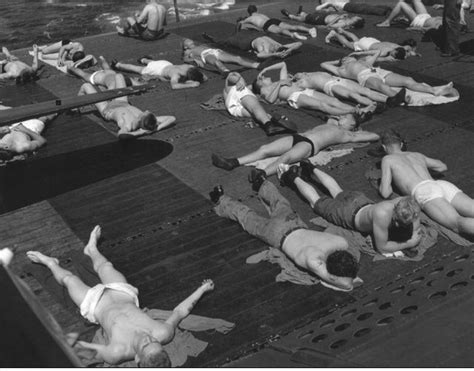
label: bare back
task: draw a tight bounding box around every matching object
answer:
[103,100,143,132]
[252,36,280,53]
[295,71,335,90]
[0,131,31,153]
[141,3,166,31]
[245,13,269,28]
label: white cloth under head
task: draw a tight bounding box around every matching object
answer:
[141,60,173,77]
[225,85,256,117]
[353,37,380,51]
[356,67,391,87]
[410,13,431,28]
[411,179,462,206]
[80,282,139,324]
[200,48,222,64]
[10,119,45,134]
[287,88,316,109]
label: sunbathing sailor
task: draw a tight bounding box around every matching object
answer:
[38,40,88,67]
[280,6,365,29]
[116,0,167,40]
[376,0,442,30]
[0,45,39,83]
[314,0,392,16]
[26,225,215,367]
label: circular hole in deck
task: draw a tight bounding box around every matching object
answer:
[298,330,314,339]
[450,281,468,290]
[353,328,371,338]
[320,319,336,329]
[429,291,447,300]
[377,316,395,325]
[363,299,378,307]
[426,279,439,287]
[409,276,424,285]
[357,312,373,321]
[429,267,444,275]
[341,308,357,318]
[400,305,418,315]
[454,254,469,262]
[378,302,392,310]
[446,268,463,277]
[311,334,328,343]
[334,323,351,332]
[330,339,348,349]
[406,288,417,297]
[390,286,405,294]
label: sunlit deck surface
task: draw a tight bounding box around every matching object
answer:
[2,0,474,367]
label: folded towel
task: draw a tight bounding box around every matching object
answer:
[394,86,459,106]
[200,94,227,111]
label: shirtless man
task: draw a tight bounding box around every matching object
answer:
[321,50,457,100]
[211,120,379,176]
[253,62,375,127]
[379,130,474,237]
[39,40,85,67]
[0,45,39,83]
[210,182,361,291]
[116,0,167,41]
[112,57,206,90]
[223,72,294,136]
[78,73,176,139]
[376,0,442,30]
[279,162,422,254]
[325,28,419,61]
[182,39,259,75]
[26,225,215,367]
[238,4,317,40]
[202,31,303,60]
[315,0,392,16]
[0,104,56,161]
[281,6,365,29]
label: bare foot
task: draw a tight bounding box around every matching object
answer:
[325,30,337,44]
[26,251,59,267]
[201,279,215,292]
[360,102,377,113]
[84,225,101,256]
[376,21,390,27]
[277,163,290,180]
[433,82,454,96]
[116,25,125,35]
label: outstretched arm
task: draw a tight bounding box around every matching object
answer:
[343,130,380,143]
[31,44,39,71]
[424,155,447,173]
[258,61,289,80]
[165,279,215,329]
[320,60,340,76]
[170,75,200,90]
[379,157,394,198]
[308,258,354,291]
[156,115,176,131]
[316,2,337,11]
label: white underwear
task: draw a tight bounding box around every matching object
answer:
[89,70,101,85]
[200,48,222,64]
[141,60,173,77]
[287,88,315,109]
[10,119,45,134]
[225,85,255,117]
[323,77,352,97]
[80,282,139,324]
[357,67,391,87]
[411,179,462,206]
[410,13,431,28]
[353,37,380,52]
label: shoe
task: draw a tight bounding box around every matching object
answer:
[271,115,297,132]
[248,168,266,192]
[354,110,373,125]
[209,185,224,204]
[281,8,290,18]
[297,5,303,15]
[386,88,406,107]
[299,159,315,180]
[261,121,290,136]
[279,165,301,187]
[110,59,118,70]
[137,55,153,65]
[211,153,239,171]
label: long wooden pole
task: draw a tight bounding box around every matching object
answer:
[173,0,180,22]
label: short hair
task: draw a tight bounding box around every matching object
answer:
[251,79,261,94]
[0,149,14,161]
[326,250,359,278]
[380,129,403,147]
[352,17,365,29]
[392,197,420,228]
[400,38,417,48]
[247,4,257,14]
[15,69,37,84]
[388,222,413,242]
[138,112,157,131]
[71,51,85,62]
[186,67,205,83]
[139,349,171,368]
[393,47,407,60]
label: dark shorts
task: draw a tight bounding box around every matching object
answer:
[263,18,281,31]
[0,62,6,73]
[305,13,328,25]
[313,191,373,230]
[292,134,315,157]
[131,23,165,40]
[223,30,260,50]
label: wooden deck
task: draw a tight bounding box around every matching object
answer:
[2,0,474,367]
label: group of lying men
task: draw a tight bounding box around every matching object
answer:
[1,0,473,367]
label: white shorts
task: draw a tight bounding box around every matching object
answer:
[141,60,173,77]
[89,70,101,85]
[410,13,431,28]
[323,77,352,97]
[80,282,139,324]
[353,37,380,52]
[201,48,222,64]
[225,85,256,117]
[287,88,315,109]
[411,179,462,206]
[357,67,391,87]
[10,119,45,134]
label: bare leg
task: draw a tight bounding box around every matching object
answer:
[264,142,314,176]
[39,41,62,54]
[240,95,271,125]
[326,30,355,49]
[114,61,145,75]
[84,225,127,284]
[411,0,429,15]
[344,80,388,102]
[365,77,399,97]
[26,251,90,307]
[423,198,474,235]
[296,94,356,115]
[332,85,374,106]
[311,167,343,197]
[385,73,454,96]
[237,136,294,166]
[294,177,321,208]
[288,13,307,22]
[377,1,417,27]
[99,56,112,70]
[451,193,474,218]
[218,52,259,69]
[67,66,92,81]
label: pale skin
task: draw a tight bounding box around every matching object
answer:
[113,59,206,90]
[26,225,215,366]
[78,74,176,139]
[0,45,38,80]
[251,37,302,59]
[116,0,166,35]
[39,41,84,67]
[380,143,474,236]
[321,50,456,97]
[286,165,422,253]
[238,13,313,40]
[285,10,364,29]
[182,39,259,73]
[231,123,379,176]
[376,0,442,30]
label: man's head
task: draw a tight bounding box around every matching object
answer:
[381,129,404,153]
[227,71,244,85]
[137,111,157,131]
[247,4,257,15]
[390,47,407,60]
[0,148,14,161]
[326,250,359,278]
[135,334,171,367]
[390,197,420,240]
[327,113,357,131]
[252,74,273,94]
[184,67,205,83]
[349,16,365,29]
[337,55,356,66]
[182,38,195,50]
[401,38,417,48]
[15,69,37,84]
[71,50,86,62]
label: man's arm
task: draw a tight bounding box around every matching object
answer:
[379,157,394,198]
[169,75,200,90]
[165,279,215,329]
[424,155,447,173]
[156,115,176,131]
[11,124,47,153]
[342,130,380,143]
[372,216,421,254]
[307,258,354,291]
[135,5,150,24]
[316,2,337,11]
[320,60,340,76]
[353,49,381,66]
[258,61,289,80]
[76,341,125,365]
[57,44,73,66]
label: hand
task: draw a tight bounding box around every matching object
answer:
[11,123,25,132]
[57,59,64,67]
[0,126,10,135]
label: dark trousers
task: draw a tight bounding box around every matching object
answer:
[442,0,461,54]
